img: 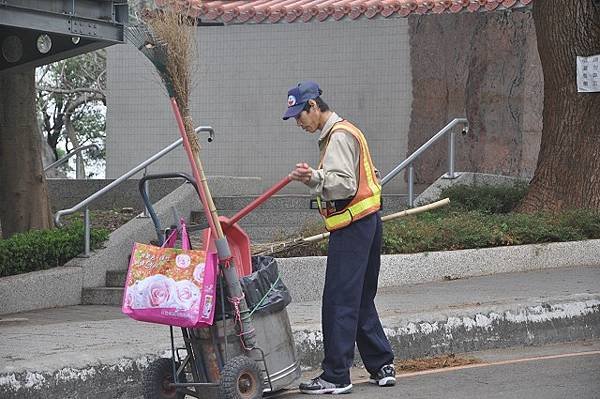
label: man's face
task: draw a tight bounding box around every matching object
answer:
[295,101,320,133]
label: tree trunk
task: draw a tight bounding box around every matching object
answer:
[519,0,600,212]
[0,69,53,238]
[65,114,85,179]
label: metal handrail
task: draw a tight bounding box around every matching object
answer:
[44,144,100,178]
[381,118,469,206]
[54,125,215,256]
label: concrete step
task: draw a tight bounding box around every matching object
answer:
[193,209,320,227]
[106,270,127,288]
[192,210,321,240]
[210,194,408,212]
[191,194,409,243]
[81,287,123,306]
[233,226,306,243]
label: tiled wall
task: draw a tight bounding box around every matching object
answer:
[106,18,411,193]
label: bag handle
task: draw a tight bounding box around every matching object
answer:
[180,219,190,250]
[161,218,191,250]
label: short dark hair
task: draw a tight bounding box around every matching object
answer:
[315,97,329,112]
[303,97,330,113]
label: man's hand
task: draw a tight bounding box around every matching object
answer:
[289,162,313,184]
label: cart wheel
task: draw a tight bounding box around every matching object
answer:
[143,357,186,399]
[219,355,263,399]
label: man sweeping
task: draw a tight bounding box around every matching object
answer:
[284,81,396,394]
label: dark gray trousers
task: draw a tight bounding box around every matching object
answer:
[320,212,394,385]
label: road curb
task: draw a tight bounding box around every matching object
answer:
[2,295,598,398]
[0,356,155,399]
[294,294,600,367]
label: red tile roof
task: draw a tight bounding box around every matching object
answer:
[155,0,533,24]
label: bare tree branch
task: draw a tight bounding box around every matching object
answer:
[65,93,105,115]
[37,87,105,96]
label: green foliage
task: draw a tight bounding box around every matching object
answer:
[0,223,109,278]
[274,183,600,257]
[439,182,528,213]
[380,209,600,254]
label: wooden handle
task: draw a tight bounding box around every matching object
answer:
[381,198,450,222]
[303,198,450,244]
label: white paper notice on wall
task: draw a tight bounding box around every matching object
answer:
[577,55,600,93]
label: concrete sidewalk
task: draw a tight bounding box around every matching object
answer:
[1,265,599,398]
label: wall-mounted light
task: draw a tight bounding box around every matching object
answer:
[71,36,81,45]
[36,34,52,54]
[1,35,23,63]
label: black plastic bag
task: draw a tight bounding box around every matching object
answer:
[240,256,292,316]
[215,256,292,319]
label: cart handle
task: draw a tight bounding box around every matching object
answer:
[138,172,200,245]
[224,176,292,228]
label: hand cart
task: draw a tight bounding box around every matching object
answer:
[137,173,300,399]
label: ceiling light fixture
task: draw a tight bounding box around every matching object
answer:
[1,36,23,63]
[36,34,52,54]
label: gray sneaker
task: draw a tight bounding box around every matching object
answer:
[299,377,353,395]
[368,364,396,387]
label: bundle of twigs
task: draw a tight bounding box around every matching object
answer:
[128,6,198,145]
[252,198,451,256]
[147,11,197,142]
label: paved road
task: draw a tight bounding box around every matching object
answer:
[270,340,600,399]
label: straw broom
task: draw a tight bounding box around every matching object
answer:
[125,6,257,350]
[252,198,451,256]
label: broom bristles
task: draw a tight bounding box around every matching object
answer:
[145,11,196,110]
[124,25,153,51]
[125,8,197,143]
[125,25,171,87]
[252,238,311,256]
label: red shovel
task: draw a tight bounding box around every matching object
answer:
[202,176,292,277]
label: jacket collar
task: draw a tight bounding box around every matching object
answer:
[318,112,342,143]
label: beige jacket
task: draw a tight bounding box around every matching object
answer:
[305,112,360,202]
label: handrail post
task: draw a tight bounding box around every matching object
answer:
[382,118,468,186]
[84,207,91,257]
[141,167,150,218]
[407,164,415,207]
[444,129,457,179]
[76,154,83,179]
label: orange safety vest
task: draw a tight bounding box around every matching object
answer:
[316,120,381,231]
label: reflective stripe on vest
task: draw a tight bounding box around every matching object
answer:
[317,120,381,231]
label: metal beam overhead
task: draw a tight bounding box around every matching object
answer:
[0,0,128,73]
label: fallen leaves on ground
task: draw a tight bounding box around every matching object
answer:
[395,353,481,372]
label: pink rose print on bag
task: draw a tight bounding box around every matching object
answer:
[176,254,191,269]
[174,280,200,310]
[144,275,175,307]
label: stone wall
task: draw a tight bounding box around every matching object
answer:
[408,9,543,184]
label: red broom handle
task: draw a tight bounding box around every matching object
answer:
[170,98,220,237]
[225,176,292,228]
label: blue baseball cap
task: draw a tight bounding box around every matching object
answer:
[282,80,323,120]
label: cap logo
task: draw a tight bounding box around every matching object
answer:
[287,95,296,107]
